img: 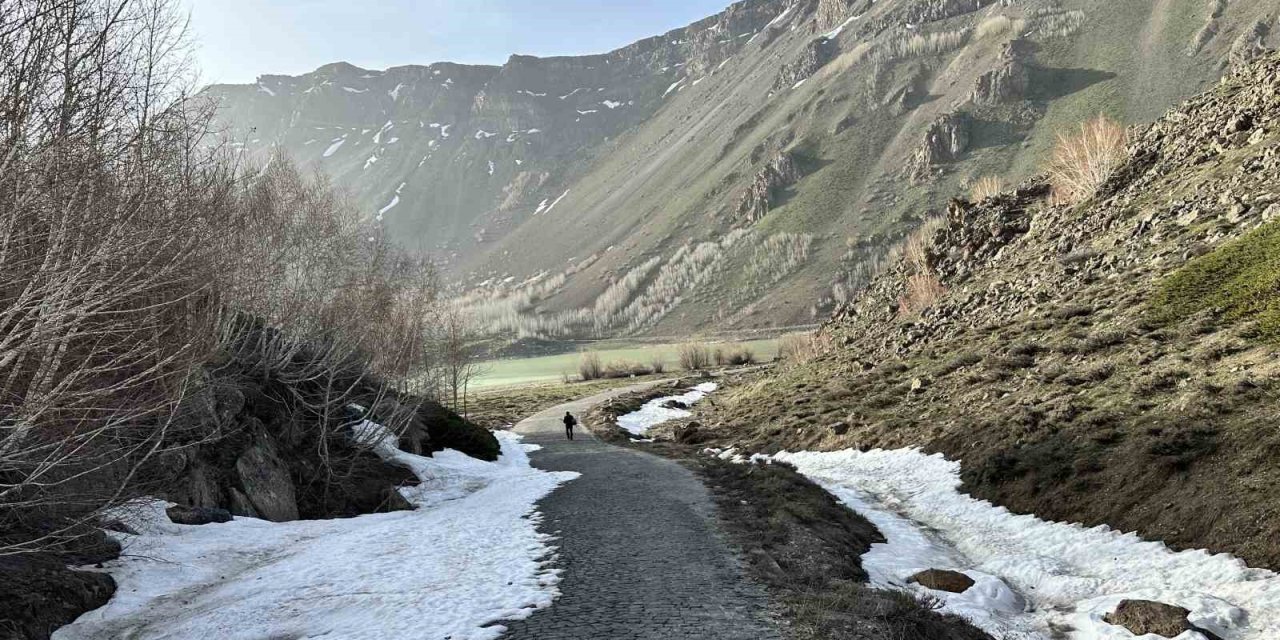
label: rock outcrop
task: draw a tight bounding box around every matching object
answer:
[235,434,300,522]
[737,151,802,222]
[971,40,1032,105]
[910,113,971,181]
[774,39,834,90]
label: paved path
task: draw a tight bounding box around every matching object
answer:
[502,383,781,640]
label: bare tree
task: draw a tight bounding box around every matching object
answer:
[0,0,443,556]
[433,305,487,418]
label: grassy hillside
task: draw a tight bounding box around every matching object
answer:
[695,52,1280,570]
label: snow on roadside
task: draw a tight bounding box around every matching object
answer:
[616,382,716,435]
[772,447,1279,640]
[54,430,578,640]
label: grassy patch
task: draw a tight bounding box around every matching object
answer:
[1151,220,1280,340]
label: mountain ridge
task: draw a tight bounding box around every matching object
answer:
[205,0,1280,339]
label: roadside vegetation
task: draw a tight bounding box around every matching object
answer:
[0,2,494,633]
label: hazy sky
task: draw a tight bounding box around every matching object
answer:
[185,0,733,85]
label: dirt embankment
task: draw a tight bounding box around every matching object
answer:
[698,54,1280,571]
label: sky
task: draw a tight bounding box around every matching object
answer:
[185,0,734,85]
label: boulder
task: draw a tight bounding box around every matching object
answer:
[418,402,500,461]
[166,505,233,525]
[379,486,415,513]
[0,555,116,640]
[1102,600,1201,639]
[662,399,690,410]
[228,488,260,518]
[235,434,300,522]
[673,422,705,444]
[908,569,975,593]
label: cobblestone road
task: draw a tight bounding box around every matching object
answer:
[502,383,781,640]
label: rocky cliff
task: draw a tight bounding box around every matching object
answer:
[207,0,1280,340]
[706,52,1280,571]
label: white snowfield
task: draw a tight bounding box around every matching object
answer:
[616,382,716,435]
[771,447,1280,640]
[54,430,578,640]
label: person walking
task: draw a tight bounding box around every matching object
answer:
[563,411,577,440]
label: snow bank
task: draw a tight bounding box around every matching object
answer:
[616,382,716,435]
[773,447,1279,640]
[55,431,577,640]
[322,136,346,157]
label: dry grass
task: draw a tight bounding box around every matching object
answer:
[976,15,1026,40]
[1046,115,1128,205]
[904,216,947,272]
[970,175,1004,202]
[899,271,948,316]
[776,333,821,366]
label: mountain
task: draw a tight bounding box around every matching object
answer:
[703,51,1280,571]
[204,0,1279,340]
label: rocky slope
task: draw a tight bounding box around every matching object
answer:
[207,0,1280,339]
[703,52,1280,570]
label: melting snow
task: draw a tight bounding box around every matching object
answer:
[576,109,598,115]
[342,86,368,93]
[53,432,576,640]
[823,15,858,40]
[533,198,550,215]
[543,189,570,214]
[616,383,717,435]
[771,447,1280,640]
[363,154,378,169]
[518,90,547,97]
[475,130,497,139]
[388,83,405,100]
[487,160,495,176]
[559,88,584,100]
[256,84,275,97]
[322,136,347,157]
[378,195,400,218]
[373,121,393,144]
[602,100,623,109]
[663,80,684,97]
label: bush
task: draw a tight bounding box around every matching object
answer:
[727,345,757,366]
[1046,115,1128,204]
[650,356,667,374]
[678,343,713,370]
[898,271,947,316]
[579,351,605,380]
[603,360,652,379]
[970,175,1004,201]
[776,333,821,365]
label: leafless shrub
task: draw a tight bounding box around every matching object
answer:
[976,15,1026,40]
[649,356,667,375]
[903,217,946,272]
[1046,115,1128,204]
[776,333,822,366]
[579,351,605,381]
[970,175,1004,201]
[0,0,441,556]
[726,345,756,366]
[603,361,652,379]
[678,343,713,371]
[899,272,948,316]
